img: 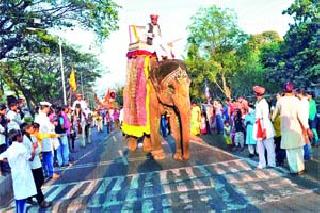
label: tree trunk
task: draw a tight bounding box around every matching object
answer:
[221,73,231,99]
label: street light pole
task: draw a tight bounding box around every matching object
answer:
[59,37,67,105]
[81,71,84,99]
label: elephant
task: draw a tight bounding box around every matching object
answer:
[126,58,191,160]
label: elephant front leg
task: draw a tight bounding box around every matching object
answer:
[170,112,183,160]
[126,136,137,151]
[143,135,152,153]
[149,87,165,160]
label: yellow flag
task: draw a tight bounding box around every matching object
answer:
[69,68,77,92]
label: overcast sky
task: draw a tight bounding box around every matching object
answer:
[61,0,294,95]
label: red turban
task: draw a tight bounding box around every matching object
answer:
[252,86,265,95]
[283,82,294,93]
[150,14,159,19]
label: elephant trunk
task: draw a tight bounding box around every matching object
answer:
[175,99,190,160]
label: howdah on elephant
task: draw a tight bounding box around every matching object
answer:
[125,58,191,160]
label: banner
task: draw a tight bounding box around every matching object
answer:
[69,68,77,92]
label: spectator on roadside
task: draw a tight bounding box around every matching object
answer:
[234,109,245,151]
[0,103,10,175]
[244,106,257,158]
[190,101,201,136]
[272,93,285,166]
[22,123,51,208]
[308,91,318,147]
[35,102,59,180]
[97,110,103,132]
[7,101,22,132]
[0,129,37,213]
[297,89,312,160]
[55,107,70,167]
[214,101,224,134]
[200,110,207,135]
[224,120,232,151]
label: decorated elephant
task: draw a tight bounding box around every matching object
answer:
[123,56,191,160]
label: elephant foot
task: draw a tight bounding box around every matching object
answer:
[151,149,165,160]
[143,137,152,153]
[173,153,183,161]
[127,137,137,151]
[183,152,189,160]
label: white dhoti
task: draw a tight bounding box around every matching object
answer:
[286,147,305,173]
[149,36,169,59]
[257,137,276,168]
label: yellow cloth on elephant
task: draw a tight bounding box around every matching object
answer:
[122,55,151,137]
[190,106,201,136]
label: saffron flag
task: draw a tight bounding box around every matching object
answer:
[69,68,77,92]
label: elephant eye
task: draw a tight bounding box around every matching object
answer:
[168,84,175,93]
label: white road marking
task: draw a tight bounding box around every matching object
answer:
[46,185,67,202]
[65,182,85,199]
[118,150,129,166]
[83,179,99,196]
[96,178,114,194]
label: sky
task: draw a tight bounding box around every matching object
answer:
[61,0,294,95]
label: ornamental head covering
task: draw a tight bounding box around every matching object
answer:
[150,14,159,19]
[283,82,294,93]
[252,85,265,96]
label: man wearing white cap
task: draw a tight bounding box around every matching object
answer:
[72,93,88,112]
[146,14,171,60]
[34,102,58,180]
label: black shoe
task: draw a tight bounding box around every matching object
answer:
[39,200,52,208]
[26,198,37,205]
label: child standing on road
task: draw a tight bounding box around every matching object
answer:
[0,129,37,213]
[224,120,232,151]
[234,110,245,151]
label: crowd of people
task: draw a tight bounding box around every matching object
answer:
[0,93,121,211]
[191,82,318,175]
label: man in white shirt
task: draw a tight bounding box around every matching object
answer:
[146,14,171,60]
[34,102,57,180]
[72,93,88,113]
[6,101,22,132]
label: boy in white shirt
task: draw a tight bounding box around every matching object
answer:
[22,123,51,208]
[0,129,37,213]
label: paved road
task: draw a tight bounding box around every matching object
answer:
[2,128,320,212]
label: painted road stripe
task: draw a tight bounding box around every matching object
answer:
[46,185,68,202]
[96,178,114,194]
[83,179,99,196]
[65,182,85,199]
[118,150,129,165]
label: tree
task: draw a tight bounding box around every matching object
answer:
[266,0,319,88]
[0,0,119,60]
[0,33,103,109]
[186,6,247,99]
[231,31,282,96]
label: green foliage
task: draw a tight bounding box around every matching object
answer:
[186,6,247,99]
[0,0,119,59]
[0,33,103,109]
[266,0,320,89]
